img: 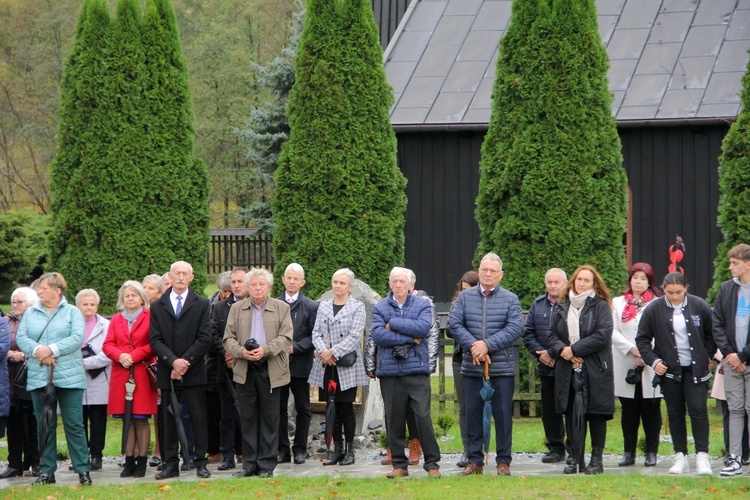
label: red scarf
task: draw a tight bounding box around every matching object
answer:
[621,289,654,322]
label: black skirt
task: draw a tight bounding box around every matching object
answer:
[320,365,357,403]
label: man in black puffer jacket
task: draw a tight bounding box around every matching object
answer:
[449,253,522,476]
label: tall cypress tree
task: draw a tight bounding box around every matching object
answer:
[273,0,406,297]
[709,54,750,301]
[49,0,208,310]
[475,0,627,307]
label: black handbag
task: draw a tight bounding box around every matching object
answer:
[336,350,358,367]
[81,344,106,379]
[625,366,644,385]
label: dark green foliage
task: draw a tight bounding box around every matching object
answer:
[475,0,628,307]
[272,0,406,298]
[0,211,50,300]
[709,54,750,302]
[49,0,208,312]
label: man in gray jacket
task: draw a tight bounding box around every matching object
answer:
[449,252,522,476]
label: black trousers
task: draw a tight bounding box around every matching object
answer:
[278,376,312,456]
[218,381,241,459]
[661,370,709,454]
[161,385,208,468]
[380,375,440,471]
[82,404,108,459]
[205,390,221,455]
[6,400,39,470]
[237,364,280,472]
[541,376,568,456]
[564,385,608,464]
[619,390,662,454]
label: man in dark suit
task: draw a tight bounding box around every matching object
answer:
[276,263,318,465]
[150,261,213,480]
[211,267,248,471]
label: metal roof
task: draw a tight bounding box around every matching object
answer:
[384,0,750,128]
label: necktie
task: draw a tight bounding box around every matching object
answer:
[176,295,183,318]
[484,289,491,298]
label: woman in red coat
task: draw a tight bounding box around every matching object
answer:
[103,280,157,478]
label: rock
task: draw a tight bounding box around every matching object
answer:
[353,436,371,449]
[367,419,384,431]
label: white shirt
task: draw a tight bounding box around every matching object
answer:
[285,292,299,303]
[170,290,188,315]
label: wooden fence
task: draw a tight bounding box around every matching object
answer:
[206,228,275,275]
[435,311,540,418]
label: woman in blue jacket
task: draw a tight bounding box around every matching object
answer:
[16,272,91,487]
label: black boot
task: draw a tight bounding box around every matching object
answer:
[339,442,355,466]
[563,461,579,474]
[618,452,635,467]
[585,448,604,475]
[323,442,345,466]
[134,456,148,478]
[120,456,136,478]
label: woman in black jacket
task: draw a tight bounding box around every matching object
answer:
[635,272,715,475]
[548,265,614,475]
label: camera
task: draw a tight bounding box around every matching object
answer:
[244,338,260,352]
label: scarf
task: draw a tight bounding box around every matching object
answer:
[567,289,595,344]
[122,308,143,333]
[621,289,654,322]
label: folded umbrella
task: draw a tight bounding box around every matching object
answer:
[324,367,338,459]
[169,379,191,467]
[121,367,136,455]
[570,359,588,472]
[38,364,57,454]
[480,358,495,465]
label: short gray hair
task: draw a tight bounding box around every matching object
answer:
[480,252,503,270]
[284,263,305,279]
[170,261,194,274]
[142,274,163,290]
[389,267,415,284]
[117,280,151,311]
[11,287,38,306]
[216,271,232,291]
[245,268,274,287]
[332,268,355,286]
[545,268,567,281]
[76,288,101,306]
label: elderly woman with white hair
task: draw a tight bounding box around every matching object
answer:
[103,280,158,478]
[0,287,40,479]
[75,289,111,472]
[142,274,163,304]
[309,268,368,467]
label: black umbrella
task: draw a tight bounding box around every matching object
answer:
[169,379,191,467]
[479,359,495,465]
[38,365,57,453]
[121,367,136,455]
[324,367,338,458]
[570,360,587,473]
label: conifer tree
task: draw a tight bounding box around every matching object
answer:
[273,0,406,297]
[709,55,750,301]
[475,0,628,307]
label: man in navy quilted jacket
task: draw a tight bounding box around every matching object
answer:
[450,252,523,476]
[371,267,442,479]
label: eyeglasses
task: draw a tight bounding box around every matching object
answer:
[479,267,502,275]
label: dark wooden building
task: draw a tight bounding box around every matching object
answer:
[382,0,749,304]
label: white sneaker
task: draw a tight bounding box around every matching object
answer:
[669,452,689,474]
[696,452,712,475]
[720,454,742,476]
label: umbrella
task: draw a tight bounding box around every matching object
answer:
[570,359,587,473]
[169,379,191,467]
[324,367,338,459]
[121,367,136,455]
[38,365,57,454]
[480,358,495,465]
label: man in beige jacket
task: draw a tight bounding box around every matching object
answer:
[223,268,293,478]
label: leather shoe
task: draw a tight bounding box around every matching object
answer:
[460,463,483,475]
[386,468,409,478]
[456,453,469,468]
[180,459,195,471]
[31,465,41,477]
[149,456,162,467]
[293,452,306,465]
[541,452,564,464]
[233,468,257,478]
[276,452,291,464]
[497,463,511,476]
[618,452,635,467]
[89,457,103,471]
[565,455,575,466]
[79,472,92,486]
[196,465,211,479]
[0,467,23,479]
[33,473,56,485]
[427,469,442,478]
[155,466,180,480]
[218,458,236,470]
[207,453,222,464]
[644,452,657,467]
[259,469,274,478]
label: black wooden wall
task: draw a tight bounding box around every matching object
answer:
[371,0,410,49]
[397,124,728,305]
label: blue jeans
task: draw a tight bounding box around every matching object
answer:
[464,375,514,465]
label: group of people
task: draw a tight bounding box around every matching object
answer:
[2,244,750,484]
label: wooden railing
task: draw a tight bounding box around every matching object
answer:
[435,311,540,418]
[206,228,275,275]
